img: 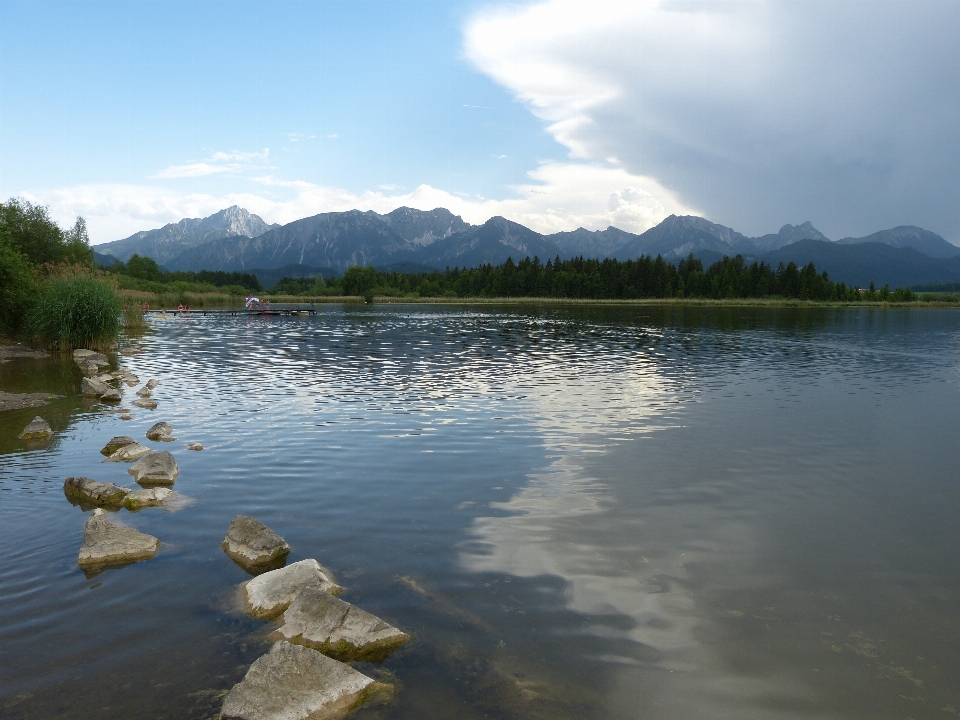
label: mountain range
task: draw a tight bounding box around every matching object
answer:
[94,206,960,289]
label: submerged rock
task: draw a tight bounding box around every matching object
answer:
[103,442,152,463]
[18,416,52,440]
[273,587,409,662]
[77,508,159,567]
[128,451,179,486]
[219,641,384,720]
[145,422,173,441]
[100,435,137,455]
[123,487,174,511]
[187,442,203,451]
[73,349,108,365]
[64,476,130,507]
[121,414,132,421]
[81,377,112,397]
[133,398,157,409]
[242,559,344,620]
[100,388,123,403]
[222,516,291,572]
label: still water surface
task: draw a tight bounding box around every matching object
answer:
[1,305,958,719]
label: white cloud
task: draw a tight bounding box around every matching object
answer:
[465,0,960,240]
[22,161,696,243]
[152,148,271,179]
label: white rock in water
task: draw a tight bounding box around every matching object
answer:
[77,509,159,567]
[103,442,152,463]
[133,398,157,409]
[123,487,174,511]
[273,586,409,662]
[222,515,291,571]
[128,451,179,486]
[187,442,203,450]
[219,641,384,720]
[81,377,112,397]
[64,476,130,506]
[18,416,52,440]
[242,559,344,620]
[145,422,173,441]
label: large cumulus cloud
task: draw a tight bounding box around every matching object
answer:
[466,0,960,241]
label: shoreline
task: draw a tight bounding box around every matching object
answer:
[138,295,960,310]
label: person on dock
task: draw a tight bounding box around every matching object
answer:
[177,303,184,315]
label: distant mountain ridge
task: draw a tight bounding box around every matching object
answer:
[96,205,277,264]
[97,206,960,288]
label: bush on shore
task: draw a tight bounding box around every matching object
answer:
[28,276,122,350]
[1,197,123,349]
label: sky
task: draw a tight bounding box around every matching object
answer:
[1,0,959,244]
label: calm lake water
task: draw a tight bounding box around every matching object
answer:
[1,304,958,719]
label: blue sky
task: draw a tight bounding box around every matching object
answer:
[2,0,959,244]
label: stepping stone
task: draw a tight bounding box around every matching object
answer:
[100,388,122,402]
[64,476,130,507]
[77,509,159,568]
[187,442,203,451]
[273,586,409,662]
[222,516,290,572]
[219,641,386,720]
[128,451,179,486]
[103,442,152,463]
[146,422,173,441]
[18,416,52,440]
[81,377,112,397]
[123,487,174,511]
[121,414,132,421]
[136,388,152,398]
[101,436,137,455]
[145,379,159,389]
[133,398,157,409]
[243,559,344,620]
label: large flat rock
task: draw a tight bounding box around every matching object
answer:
[128,451,179,486]
[243,559,344,620]
[18,416,52,440]
[219,641,382,720]
[64,476,130,507]
[77,509,159,567]
[0,392,59,412]
[103,442,152,463]
[273,587,409,662]
[222,515,291,572]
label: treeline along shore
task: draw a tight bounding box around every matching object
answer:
[107,253,943,306]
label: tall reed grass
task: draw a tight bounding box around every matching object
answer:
[30,277,122,350]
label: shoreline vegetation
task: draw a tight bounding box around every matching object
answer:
[4,196,959,356]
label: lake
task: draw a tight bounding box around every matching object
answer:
[1,304,958,719]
